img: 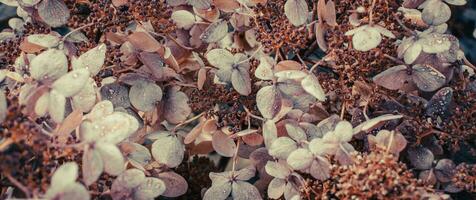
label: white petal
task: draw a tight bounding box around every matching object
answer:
[151,134,185,168]
[203,182,232,200]
[269,137,297,159]
[134,177,166,200]
[30,49,67,80]
[48,90,66,123]
[82,148,104,186]
[265,161,291,179]
[51,162,79,187]
[268,178,285,199]
[52,68,90,97]
[231,181,262,200]
[287,148,313,170]
[206,49,234,68]
[72,43,106,76]
[96,143,125,175]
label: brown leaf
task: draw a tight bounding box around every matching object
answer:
[212,131,236,157]
[128,32,162,52]
[243,133,264,146]
[184,122,204,144]
[373,65,409,90]
[54,109,83,144]
[190,141,214,155]
[275,60,302,72]
[214,0,240,12]
[323,1,337,26]
[193,7,220,22]
[112,0,128,7]
[412,64,446,92]
[315,22,327,52]
[162,87,191,124]
[19,39,45,53]
[197,68,207,90]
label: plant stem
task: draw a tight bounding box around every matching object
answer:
[369,0,377,25]
[63,23,94,41]
[231,139,241,173]
[236,45,264,65]
[173,112,205,132]
[5,173,31,198]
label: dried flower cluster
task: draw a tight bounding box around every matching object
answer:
[0,0,475,200]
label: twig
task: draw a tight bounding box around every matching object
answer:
[296,53,306,66]
[340,101,346,120]
[386,131,395,154]
[393,14,417,36]
[463,56,476,70]
[63,23,94,41]
[369,0,377,25]
[173,112,205,131]
[383,54,405,65]
[5,173,31,198]
[243,105,265,121]
[231,139,241,173]
[165,34,194,50]
[236,45,264,65]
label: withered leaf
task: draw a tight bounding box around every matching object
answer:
[96,143,125,176]
[200,20,228,43]
[256,85,282,119]
[128,32,162,52]
[315,22,328,52]
[157,172,188,197]
[231,67,252,96]
[54,109,83,144]
[129,80,162,112]
[373,65,409,90]
[212,131,236,157]
[408,146,434,170]
[187,0,212,9]
[197,68,207,90]
[425,87,453,119]
[284,0,309,26]
[37,0,70,27]
[27,34,60,48]
[100,83,131,108]
[422,0,451,26]
[171,10,196,30]
[214,0,241,12]
[162,87,191,124]
[301,74,326,101]
[412,64,446,92]
[52,69,90,97]
[49,90,66,123]
[151,133,185,168]
[134,177,166,200]
[82,148,103,186]
[323,0,337,26]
